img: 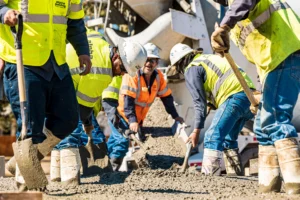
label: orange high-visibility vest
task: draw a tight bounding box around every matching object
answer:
[117,69,172,124]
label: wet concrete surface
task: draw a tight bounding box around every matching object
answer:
[0,99,300,199]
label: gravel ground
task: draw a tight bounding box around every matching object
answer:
[0,99,299,200]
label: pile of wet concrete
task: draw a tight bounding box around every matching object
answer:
[0,99,299,199]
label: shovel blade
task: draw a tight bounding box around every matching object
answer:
[12,139,48,189]
[79,142,112,176]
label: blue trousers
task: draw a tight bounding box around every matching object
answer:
[107,116,129,159]
[54,114,106,150]
[254,53,300,145]
[204,92,254,151]
[3,63,78,143]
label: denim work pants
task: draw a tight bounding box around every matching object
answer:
[54,114,106,150]
[204,92,254,151]
[107,116,129,159]
[254,53,300,145]
[3,63,78,143]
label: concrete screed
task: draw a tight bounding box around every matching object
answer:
[0,99,299,200]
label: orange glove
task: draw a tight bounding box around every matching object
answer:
[211,24,231,57]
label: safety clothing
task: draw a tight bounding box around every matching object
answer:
[201,148,222,176]
[144,43,160,58]
[67,30,112,108]
[223,148,244,176]
[228,0,300,82]
[185,54,255,107]
[118,38,147,77]
[102,76,122,101]
[275,138,300,194]
[211,24,231,56]
[118,69,172,124]
[0,0,84,66]
[258,145,281,193]
[170,43,193,66]
[50,150,61,182]
[60,148,81,186]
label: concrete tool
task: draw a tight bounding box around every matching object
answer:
[180,141,192,172]
[11,14,48,190]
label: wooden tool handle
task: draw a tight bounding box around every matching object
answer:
[180,142,192,172]
[224,53,258,106]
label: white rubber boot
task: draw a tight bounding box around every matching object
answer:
[15,164,27,191]
[275,138,300,194]
[201,148,222,176]
[258,145,281,193]
[60,148,81,186]
[223,148,244,176]
[50,150,61,182]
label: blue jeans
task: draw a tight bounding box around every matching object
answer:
[54,114,106,150]
[3,63,78,143]
[254,53,300,145]
[107,116,129,159]
[204,92,254,151]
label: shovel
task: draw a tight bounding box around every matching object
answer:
[11,14,48,189]
[180,141,192,172]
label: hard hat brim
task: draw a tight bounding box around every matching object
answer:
[147,54,160,59]
[117,38,133,75]
[171,48,193,66]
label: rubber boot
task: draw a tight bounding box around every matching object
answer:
[50,150,61,182]
[201,148,222,175]
[275,138,300,194]
[258,145,282,193]
[223,148,244,176]
[110,157,124,172]
[6,127,61,176]
[15,164,27,191]
[60,148,81,187]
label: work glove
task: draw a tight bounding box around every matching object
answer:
[211,23,231,57]
[249,91,262,115]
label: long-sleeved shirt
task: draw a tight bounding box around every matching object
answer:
[184,65,208,129]
[220,0,257,28]
[0,5,89,81]
[124,70,179,124]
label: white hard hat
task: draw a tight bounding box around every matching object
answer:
[144,43,160,58]
[169,43,193,66]
[118,38,147,77]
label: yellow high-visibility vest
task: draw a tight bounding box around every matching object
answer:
[0,0,84,66]
[67,30,112,108]
[185,54,255,107]
[102,76,122,101]
[228,0,300,82]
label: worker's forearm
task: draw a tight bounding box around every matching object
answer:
[124,95,137,123]
[160,95,179,119]
[102,99,118,122]
[220,0,257,28]
[67,19,89,56]
[0,5,10,24]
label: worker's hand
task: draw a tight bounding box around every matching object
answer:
[0,58,5,78]
[211,23,231,57]
[129,122,139,133]
[175,116,184,124]
[78,55,92,76]
[3,9,20,27]
[187,129,200,148]
[250,90,262,115]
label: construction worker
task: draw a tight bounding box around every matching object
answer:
[170,43,255,176]
[0,1,91,190]
[106,43,184,171]
[211,0,300,194]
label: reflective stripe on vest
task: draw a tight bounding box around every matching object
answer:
[77,91,100,103]
[0,0,6,5]
[135,70,160,107]
[192,58,233,98]
[157,86,169,96]
[237,1,290,48]
[70,3,82,12]
[121,85,137,93]
[70,67,112,76]
[104,86,120,94]
[88,34,103,39]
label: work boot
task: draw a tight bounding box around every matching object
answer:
[50,150,61,182]
[275,138,300,194]
[223,148,244,176]
[60,148,81,187]
[201,148,222,176]
[110,157,123,172]
[258,145,282,193]
[6,127,61,176]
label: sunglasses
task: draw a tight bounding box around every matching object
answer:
[146,58,158,64]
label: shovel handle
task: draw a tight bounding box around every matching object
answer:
[11,15,27,140]
[224,53,258,106]
[180,142,192,172]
